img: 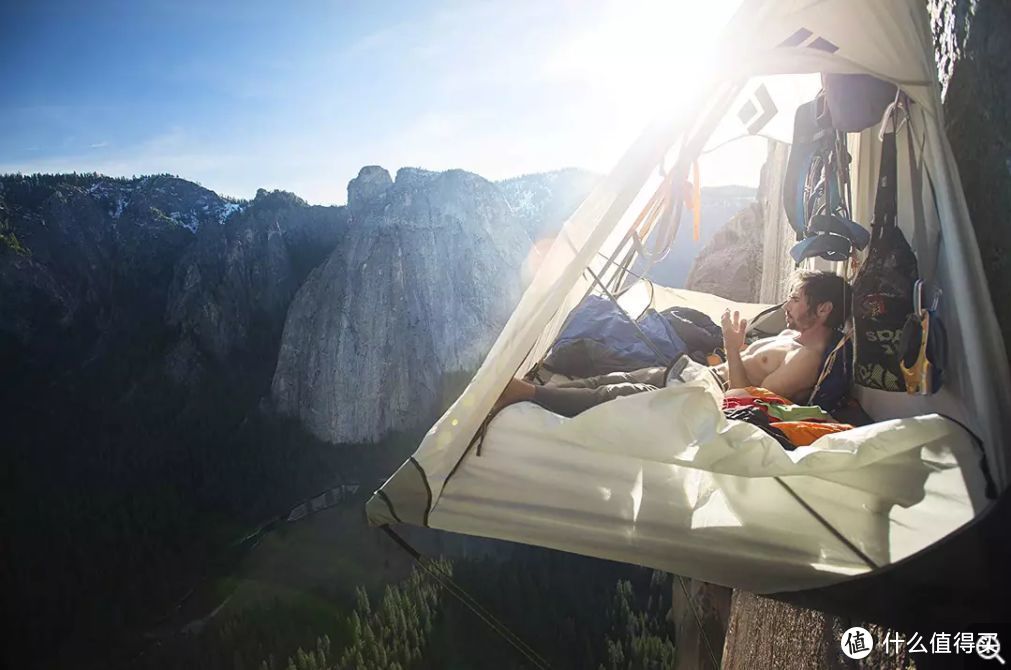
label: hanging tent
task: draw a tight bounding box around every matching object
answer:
[367,0,1011,622]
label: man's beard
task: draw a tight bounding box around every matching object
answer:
[787,310,817,331]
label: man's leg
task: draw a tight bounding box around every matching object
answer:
[532,378,660,417]
[496,366,667,417]
[551,366,667,390]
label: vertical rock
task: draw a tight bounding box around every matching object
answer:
[670,578,732,670]
[271,167,534,444]
[347,166,394,215]
[164,188,346,380]
[929,0,1011,359]
[721,592,917,670]
[684,202,764,302]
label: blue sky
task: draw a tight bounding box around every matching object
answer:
[1,0,751,204]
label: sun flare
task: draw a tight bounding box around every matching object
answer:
[545,0,749,182]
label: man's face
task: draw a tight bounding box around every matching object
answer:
[784,285,820,331]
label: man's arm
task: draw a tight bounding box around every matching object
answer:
[721,310,750,390]
[724,347,751,390]
[759,349,821,403]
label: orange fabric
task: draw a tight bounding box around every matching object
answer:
[682,180,696,209]
[691,161,702,241]
[775,421,854,447]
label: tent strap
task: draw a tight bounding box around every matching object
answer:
[379,526,554,670]
[773,478,879,570]
[585,266,674,366]
[676,575,722,670]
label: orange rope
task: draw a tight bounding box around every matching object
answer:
[691,160,702,241]
[610,165,689,288]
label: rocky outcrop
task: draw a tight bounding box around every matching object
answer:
[347,165,393,214]
[638,186,757,289]
[164,188,345,382]
[0,167,595,436]
[497,168,600,240]
[684,202,764,302]
[929,0,1011,360]
[0,174,226,370]
[670,579,732,669]
[721,592,917,669]
[271,167,535,444]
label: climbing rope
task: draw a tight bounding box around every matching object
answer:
[380,526,554,670]
[772,478,879,571]
[676,575,722,670]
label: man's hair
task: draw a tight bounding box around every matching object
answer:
[794,270,852,330]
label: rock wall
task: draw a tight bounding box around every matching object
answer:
[929,0,1011,360]
[0,167,593,447]
[164,189,345,383]
[637,186,757,289]
[669,579,732,670]
[683,202,764,302]
[271,167,536,444]
[0,174,226,372]
[496,168,600,241]
[721,592,918,670]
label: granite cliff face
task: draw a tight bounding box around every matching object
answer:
[0,173,347,392]
[497,168,600,240]
[684,202,764,302]
[164,188,346,383]
[271,166,538,444]
[1,167,594,666]
[641,185,757,290]
[929,0,1011,359]
[0,174,229,373]
[1,167,594,444]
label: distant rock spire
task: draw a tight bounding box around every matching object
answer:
[347,166,392,215]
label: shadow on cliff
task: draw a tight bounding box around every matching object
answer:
[940,0,1011,361]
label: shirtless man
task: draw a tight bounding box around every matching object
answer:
[495,270,850,416]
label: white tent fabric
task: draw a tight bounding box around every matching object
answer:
[710,74,823,146]
[618,282,777,323]
[429,362,987,593]
[367,0,1011,593]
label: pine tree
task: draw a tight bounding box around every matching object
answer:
[355,586,371,617]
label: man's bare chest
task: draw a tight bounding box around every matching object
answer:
[742,336,802,377]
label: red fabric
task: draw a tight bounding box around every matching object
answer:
[775,421,854,446]
[722,396,768,411]
[721,389,853,446]
[721,388,788,412]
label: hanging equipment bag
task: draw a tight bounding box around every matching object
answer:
[852,130,919,391]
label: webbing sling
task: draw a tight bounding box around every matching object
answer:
[899,107,947,395]
[380,526,553,670]
[852,127,919,391]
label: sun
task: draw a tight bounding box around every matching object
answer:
[544,0,747,177]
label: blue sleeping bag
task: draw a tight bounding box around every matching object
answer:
[542,294,851,413]
[542,295,720,378]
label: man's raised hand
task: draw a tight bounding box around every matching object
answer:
[721,309,748,352]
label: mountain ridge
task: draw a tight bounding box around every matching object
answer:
[0,165,756,668]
